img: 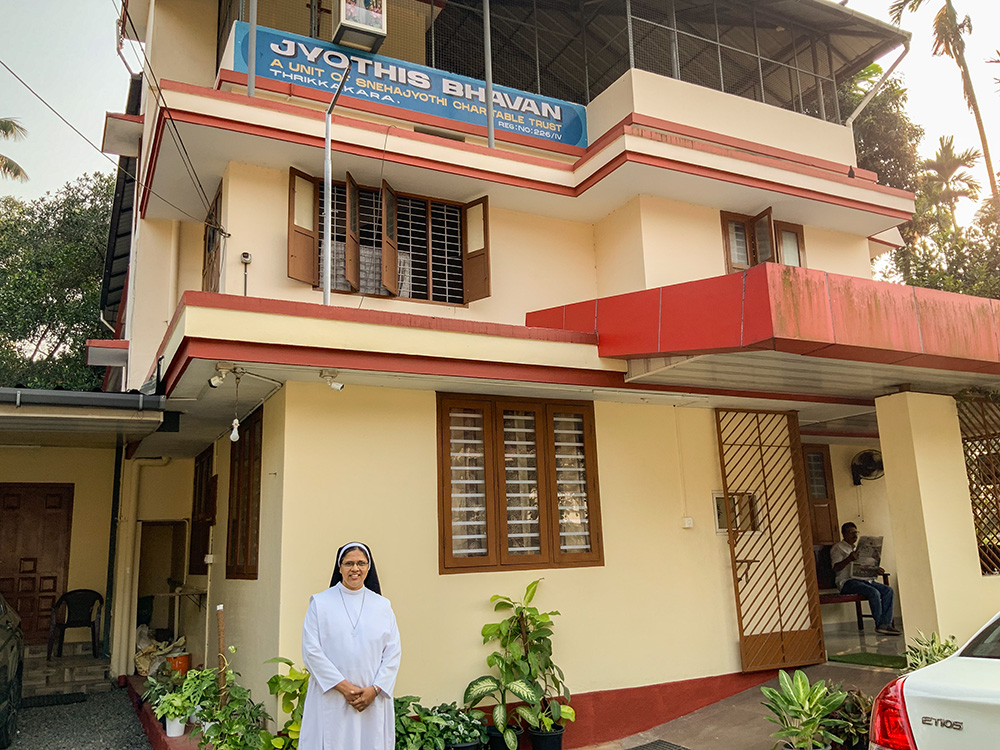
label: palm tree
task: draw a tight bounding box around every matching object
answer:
[0,117,28,181]
[889,1,998,209]
[920,135,981,230]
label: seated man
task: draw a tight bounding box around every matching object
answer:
[830,522,901,636]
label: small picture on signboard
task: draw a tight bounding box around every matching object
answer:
[343,0,385,34]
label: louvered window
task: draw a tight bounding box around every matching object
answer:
[721,209,805,272]
[289,170,488,303]
[438,394,603,572]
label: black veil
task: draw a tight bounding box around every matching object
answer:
[329,541,382,594]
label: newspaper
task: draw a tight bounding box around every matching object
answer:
[851,535,883,579]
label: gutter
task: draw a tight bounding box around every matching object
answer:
[0,387,165,411]
[845,42,910,127]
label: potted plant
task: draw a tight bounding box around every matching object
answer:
[760,669,847,750]
[395,695,428,750]
[193,667,273,750]
[465,579,574,750]
[142,661,185,709]
[829,688,873,750]
[904,631,958,672]
[154,691,193,738]
[264,656,310,749]
[180,667,220,725]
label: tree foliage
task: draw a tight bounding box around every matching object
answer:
[839,65,924,193]
[0,173,113,390]
[0,117,28,182]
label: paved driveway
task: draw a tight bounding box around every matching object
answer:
[12,688,151,750]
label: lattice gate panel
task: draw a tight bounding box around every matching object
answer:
[715,409,825,672]
[956,398,1000,575]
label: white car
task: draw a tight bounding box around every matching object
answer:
[869,610,1000,749]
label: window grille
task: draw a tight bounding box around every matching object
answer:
[956,398,1000,575]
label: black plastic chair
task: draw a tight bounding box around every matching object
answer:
[47,589,103,660]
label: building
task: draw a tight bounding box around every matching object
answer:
[3,0,999,743]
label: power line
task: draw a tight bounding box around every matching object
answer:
[114,0,215,214]
[0,56,223,230]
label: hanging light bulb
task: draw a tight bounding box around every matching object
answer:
[229,372,242,442]
[230,418,240,442]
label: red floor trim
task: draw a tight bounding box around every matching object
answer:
[564,670,777,748]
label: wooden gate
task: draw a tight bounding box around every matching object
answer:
[955,398,1000,575]
[715,410,825,672]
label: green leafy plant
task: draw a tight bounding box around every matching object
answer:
[395,696,428,750]
[465,579,574,748]
[154,691,193,722]
[760,669,847,750]
[180,668,220,723]
[904,631,958,672]
[143,662,185,706]
[193,667,273,750]
[423,702,488,748]
[829,687,873,750]
[264,657,310,749]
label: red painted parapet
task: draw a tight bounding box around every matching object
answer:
[527,264,1000,373]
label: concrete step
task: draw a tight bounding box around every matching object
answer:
[22,653,113,698]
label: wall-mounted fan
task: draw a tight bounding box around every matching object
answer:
[851,449,885,485]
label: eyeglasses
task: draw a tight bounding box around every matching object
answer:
[340,561,369,569]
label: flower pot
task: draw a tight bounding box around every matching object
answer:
[527,725,565,750]
[446,742,483,750]
[165,716,186,737]
[486,724,523,750]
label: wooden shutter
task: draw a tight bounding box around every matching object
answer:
[345,171,361,291]
[802,444,839,545]
[547,404,602,565]
[498,402,550,566]
[288,169,320,285]
[752,208,775,264]
[462,196,490,303]
[381,180,399,296]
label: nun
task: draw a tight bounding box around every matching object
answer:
[300,542,402,750]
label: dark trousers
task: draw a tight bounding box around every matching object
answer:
[841,578,894,628]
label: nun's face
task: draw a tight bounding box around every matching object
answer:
[340,549,370,591]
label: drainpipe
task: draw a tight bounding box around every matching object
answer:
[483,0,495,148]
[110,457,171,678]
[102,442,125,658]
[248,0,257,97]
[845,42,909,128]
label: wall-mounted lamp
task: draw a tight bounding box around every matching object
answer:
[209,362,235,388]
[320,369,345,391]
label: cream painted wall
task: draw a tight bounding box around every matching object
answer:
[594,197,645,297]
[217,164,600,320]
[588,70,857,165]
[179,220,208,297]
[199,391,286,711]
[0,447,116,641]
[639,196,727,288]
[876,392,1000,642]
[148,0,219,89]
[802,227,873,279]
[137,460,195,521]
[127,219,179,390]
[275,383,743,709]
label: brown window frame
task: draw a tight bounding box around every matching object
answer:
[202,188,223,292]
[189,445,217,576]
[226,407,264,580]
[721,209,805,273]
[437,393,604,574]
[287,169,490,303]
[802,443,839,546]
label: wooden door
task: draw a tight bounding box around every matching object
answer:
[802,444,839,546]
[715,410,825,672]
[0,484,74,643]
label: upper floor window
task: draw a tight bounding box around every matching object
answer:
[438,394,603,573]
[288,169,490,304]
[721,209,804,273]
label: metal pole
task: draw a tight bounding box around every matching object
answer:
[483,0,495,148]
[324,62,352,305]
[248,0,257,97]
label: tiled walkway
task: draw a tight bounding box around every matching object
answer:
[578,623,904,750]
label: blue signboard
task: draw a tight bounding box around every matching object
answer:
[231,22,588,148]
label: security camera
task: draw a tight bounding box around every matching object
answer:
[320,369,345,391]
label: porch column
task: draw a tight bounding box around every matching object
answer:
[874,391,987,641]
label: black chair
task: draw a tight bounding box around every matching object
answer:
[47,589,103,660]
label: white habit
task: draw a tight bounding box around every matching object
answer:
[300,583,402,750]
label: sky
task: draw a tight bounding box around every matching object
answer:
[1,1,999,217]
